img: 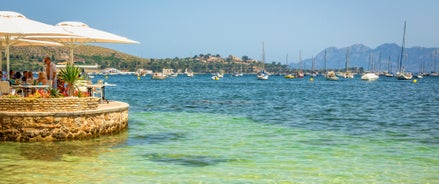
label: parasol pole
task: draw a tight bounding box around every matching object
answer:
[70,46,74,65]
[0,40,2,72]
[6,43,9,80]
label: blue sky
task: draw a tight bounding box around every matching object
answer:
[2,0,438,63]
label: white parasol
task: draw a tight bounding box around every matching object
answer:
[0,38,63,69]
[28,21,139,64]
[0,38,63,74]
[1,38,63,47]
[0,11,71,79]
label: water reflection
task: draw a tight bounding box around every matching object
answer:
[15,131,128,161]
[144,153,232,167]
[127,132,187,145]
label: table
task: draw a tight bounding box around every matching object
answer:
[12,84,49,97]
[86,83,116,104]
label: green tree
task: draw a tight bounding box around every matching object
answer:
[57,64,82,97]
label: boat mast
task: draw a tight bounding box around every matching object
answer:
[379,52,382,73]
[262,42,265,70]
[387,56,392,73]
[371,53,375,72]
[434,50,437,73]
[399,21,407,73]
[312,56,316,72]
[299,50,303,72]
[368,52,371,72]
[324,49,327,73]
[345,47,350,72]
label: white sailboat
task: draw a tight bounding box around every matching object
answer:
[186,72,194,77]
[343,47,354,78]
[257,42,269,80]
[184,68,194,77]
[361,73,379,81]
[296,50,304,78]
[324,49,339,81]
[310,56,318,77]
[232,62,244,76]
[326,71,339,81]
[361,52,379,81]
[395,21,413,80]
[257,66,269,80]
[384,56,394,77]
[151,72,167,80]
[168,73,178,78]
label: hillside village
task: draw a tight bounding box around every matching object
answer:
[3,43,439,75]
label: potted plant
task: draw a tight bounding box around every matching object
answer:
[57,64,82,96]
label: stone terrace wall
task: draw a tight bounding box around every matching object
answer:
[0,100,129,142]
[0,97,99,112]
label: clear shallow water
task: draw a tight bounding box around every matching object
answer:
[1,74,438,183]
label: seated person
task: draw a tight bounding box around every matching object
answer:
[36,72,48,85]
[9,70,15,79]
[27,71,34,80]
[26,71,35,84]
[14,71,22,81]
[21,71,28,82]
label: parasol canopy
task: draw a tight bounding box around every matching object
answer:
[0,11,71,79]
[28,21,139,64]
[0,37,63,47]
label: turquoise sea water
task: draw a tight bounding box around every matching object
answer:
[1,74,438,183]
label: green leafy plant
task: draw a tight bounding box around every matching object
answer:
[57,64,82,97]
[48,88,62,98]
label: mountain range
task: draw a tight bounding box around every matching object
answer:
[297,43,439,73]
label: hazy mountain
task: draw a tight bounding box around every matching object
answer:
[298,43,439,73]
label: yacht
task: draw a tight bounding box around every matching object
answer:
[361,72,379,81]
[151,72,167,80]
[325,71,339,81]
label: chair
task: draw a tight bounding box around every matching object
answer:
[0,81,11,95]
[92,86,103,98]
[47,80,52,87]
[92,80,106,103]
[93,80,104,97]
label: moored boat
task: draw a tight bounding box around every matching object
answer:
[284,74,295,79]
[151,72,167,80]
[185,68,194,77]
[186,72,194,77]
[396,21,413,81]
[396,72,413,80]
[257,42,269,80]
[168,73,178,78]
[257,70,269,80]
[325,71,339,81]
[211,74,220,80]
[384,72,394,77]
[361,72,379,81]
